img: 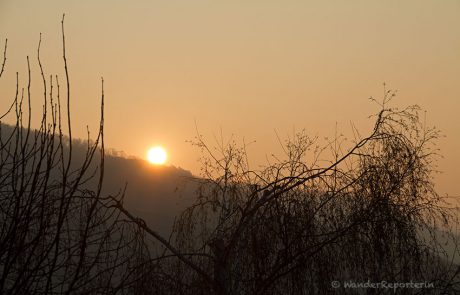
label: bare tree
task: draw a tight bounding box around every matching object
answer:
[0,16,158,294]
[137,87,459,294]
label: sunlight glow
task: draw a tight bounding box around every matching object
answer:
[147,146,167,165]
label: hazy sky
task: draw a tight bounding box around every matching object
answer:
[0,0,459,195]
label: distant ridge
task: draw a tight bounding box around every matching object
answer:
[0,122,198,236]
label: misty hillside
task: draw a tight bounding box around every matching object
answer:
[0,123,198,237]
[2,122,459,251]
[100,153,198,236]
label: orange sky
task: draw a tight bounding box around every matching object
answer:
[0,0,459,195]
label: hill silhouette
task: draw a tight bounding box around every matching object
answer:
[100,153,198,236]
[0,122,198,237]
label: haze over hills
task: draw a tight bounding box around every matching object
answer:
[101,152,198,237]
[0,122,199,237]
[3,122,460,248]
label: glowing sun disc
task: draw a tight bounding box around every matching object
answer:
[147,146,167,165]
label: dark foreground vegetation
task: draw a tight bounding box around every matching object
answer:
[1,18,459,294]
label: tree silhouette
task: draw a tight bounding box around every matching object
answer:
[0,16,155,294]
[144,89,460,294]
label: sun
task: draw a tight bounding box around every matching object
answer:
[147,146,167,165]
